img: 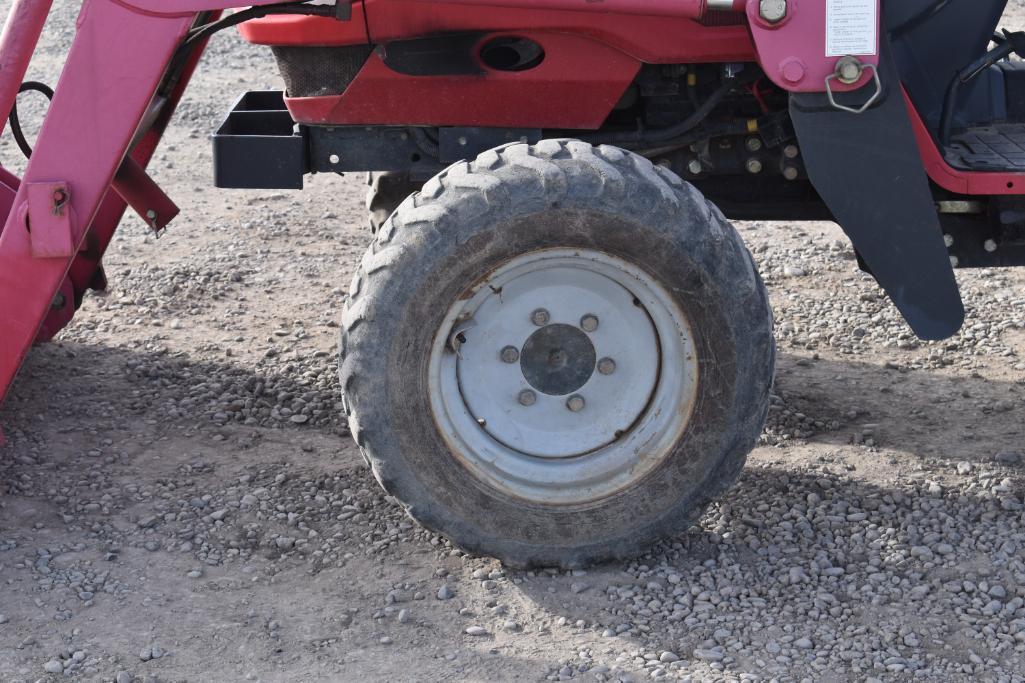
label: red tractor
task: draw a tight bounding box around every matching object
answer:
[1,0,1022,566]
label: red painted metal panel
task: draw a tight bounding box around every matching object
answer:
[363,0,755,63]
[122,0,296,14]
[237,3,369,45]
[25,182,74,258]
[0,166,19,235]
[239,2,756,64]
[284,32,640,129]
[395,0,711,18]
[747,0,879,93]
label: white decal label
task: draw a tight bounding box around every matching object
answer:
[826,0,878,57]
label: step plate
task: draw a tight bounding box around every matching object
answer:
[946,124,1025,171]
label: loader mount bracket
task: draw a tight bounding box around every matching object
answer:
[790,39,965,341]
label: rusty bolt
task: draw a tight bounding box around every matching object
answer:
[500,346,520,363]
[566,395,585,412]
[518,389,537,406]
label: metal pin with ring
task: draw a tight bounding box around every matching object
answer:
[825,57,883,115]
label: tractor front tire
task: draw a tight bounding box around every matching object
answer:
[341,140,774,568]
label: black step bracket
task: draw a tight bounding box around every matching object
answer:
[790,39,965,341]
[306,125,442,175]
[438,127,541,162]
[212,91,307,190]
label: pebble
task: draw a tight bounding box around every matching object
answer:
[43,659,63,674]
[693,648,723,662]
[437,585,454,600]
[997,450,1022,465]
[465,626,488,636]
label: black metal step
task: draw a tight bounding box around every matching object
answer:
[945,123,1025,171]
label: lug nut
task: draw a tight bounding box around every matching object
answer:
[597,357,616,375]
[687,159,703,175]
[949,255,960,268]
[518,389,537,406]
[984,239,998,253]
[746,158,763,174]
[580,314,599,332]
[745,137,763,153]
[500,346,520,363]
[782,166,799,181]
[566,394,585,412]
[943,234,955,248]
[783,144,800,159]
[530,308,550,326]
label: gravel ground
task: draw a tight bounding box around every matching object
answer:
[2,2,1025,682]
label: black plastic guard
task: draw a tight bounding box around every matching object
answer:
[790,41,964,341]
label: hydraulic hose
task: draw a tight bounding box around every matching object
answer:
[7,81,54,159]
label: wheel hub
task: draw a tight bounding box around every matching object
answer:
[429,248,699,504]
[520,323,596,396]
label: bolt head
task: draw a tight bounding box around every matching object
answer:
[949,255,960,268]
[783,145,800,159]
[518,389,537,407]
[746,158,764,174]
[500,346,520,363]
[835,56,864,84]
[566,395,585,412]
[783,166,799,181]
[943,234,955,248]
[687,159,703,175]
[597,358,616,375]
[780,58,806,84]
[745,137,763,153]
[984,239,998,253]
[530,308,551,326]
[759,0,787,23]
[580,314,599,333]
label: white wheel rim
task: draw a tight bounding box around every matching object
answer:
[428,248,699,505]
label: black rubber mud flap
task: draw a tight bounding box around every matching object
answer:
[790,41,965,340]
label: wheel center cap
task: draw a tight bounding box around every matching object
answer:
[520,323,596,396]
